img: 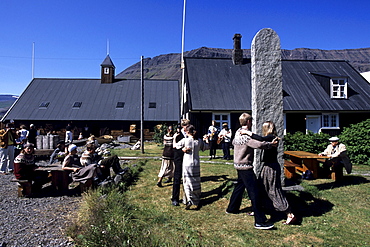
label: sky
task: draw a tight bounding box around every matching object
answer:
[1,0,369,95]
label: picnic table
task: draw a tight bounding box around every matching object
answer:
[36,164,71,191]
[284,151,330,179]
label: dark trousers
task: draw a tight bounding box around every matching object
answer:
[221,142,231,159]
[209,140,217,157]
[322,157,343,177]
[227,169,267,224]
[171,149,184,202]
[99,155,122,179]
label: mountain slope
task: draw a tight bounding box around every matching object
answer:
[0,95,18,118]
[116,47,370,81]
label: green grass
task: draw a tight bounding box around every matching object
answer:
[69,144,370,247]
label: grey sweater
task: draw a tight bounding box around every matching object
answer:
[232,127,272,170]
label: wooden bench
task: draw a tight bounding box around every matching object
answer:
[11,178,32,197]
[284,160,303,179]
[316,158,343,181]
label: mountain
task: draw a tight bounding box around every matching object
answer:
[116,47,370,81]
[0,95,18,118]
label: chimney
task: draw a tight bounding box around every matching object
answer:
[101,55,115,84]
[232,33,243,65]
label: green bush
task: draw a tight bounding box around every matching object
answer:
[339,118,370,166]
[283,131,330,154]
[153,123,175,144]
[152,123,167,144]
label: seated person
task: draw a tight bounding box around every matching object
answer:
[87,135,99,148]
[49,141,66,164]
[14,143,49,194]
[318,137,352,175]
[131,139,141,150]
[80,143,125,180]
[62,144,97,188]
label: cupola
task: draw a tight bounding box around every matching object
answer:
[101,55,115,84]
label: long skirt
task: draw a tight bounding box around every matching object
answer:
[259,162,290,212]
[71,165,97,184]
[158,158,174,178]
[182,163,201,206]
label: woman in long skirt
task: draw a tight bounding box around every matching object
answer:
[157,126,175,187]
[245,121,296,225]
[176,125,206,210]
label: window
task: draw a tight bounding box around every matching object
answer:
[331,78,347,99]
[39,102,50,108]
[212,113,230,129]
[72,102,82,108]
[116,102,125,108]
[322,113,339,128]
[149,102,156,108]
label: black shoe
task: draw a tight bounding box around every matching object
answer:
[225,210,239,214]
[254,222,274,230]
[172,200,180,206]
[156,182,163,187]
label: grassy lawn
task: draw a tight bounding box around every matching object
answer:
[72,143,370,246]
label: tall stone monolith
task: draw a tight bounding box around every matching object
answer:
[251,28,284,179]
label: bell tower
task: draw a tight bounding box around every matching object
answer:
[101,55,115,84]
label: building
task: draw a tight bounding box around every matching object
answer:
[182,36,370,136]
[2,55,180,140]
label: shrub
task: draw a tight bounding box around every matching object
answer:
[153,124,167,144]
[153,123,175,144]
[67,161,154,246]
[339,119,370,166]
[283,131,330,154]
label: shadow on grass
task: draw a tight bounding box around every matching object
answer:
[314,175,369,191]
[200,175,234,207]
[286,191,334,219]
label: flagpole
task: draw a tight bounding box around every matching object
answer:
[180,0,186,120]
[32,42,35,79]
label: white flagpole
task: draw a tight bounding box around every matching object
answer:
[32,42,35,79]
[180,0,186,120]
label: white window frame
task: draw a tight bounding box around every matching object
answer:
[321,113,340,130]
[330,77,348,99]
[212,113,230,129]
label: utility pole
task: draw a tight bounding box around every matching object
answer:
[140,56,145,154]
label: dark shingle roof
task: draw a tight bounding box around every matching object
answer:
[101,55,115,68]
[185,57,370,111]
[4,78,179,121]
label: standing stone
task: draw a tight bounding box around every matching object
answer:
[251,28,284,180]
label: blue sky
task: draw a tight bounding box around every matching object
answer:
[1,0,369,95]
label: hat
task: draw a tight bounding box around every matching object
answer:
[24,143,34,148]
[68,144,77,152]
[30,124,34,127]
[223,123,228,126]
[329,137,339,142]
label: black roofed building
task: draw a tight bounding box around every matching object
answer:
[2,55,179,140]
[182,51,370,136]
